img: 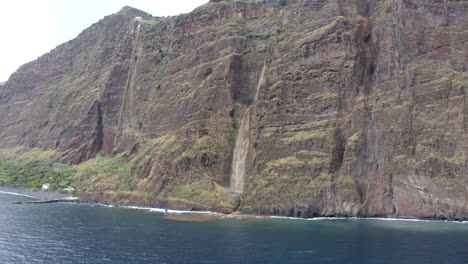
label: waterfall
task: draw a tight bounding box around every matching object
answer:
[230,108,251,193]
[229,63,266,193]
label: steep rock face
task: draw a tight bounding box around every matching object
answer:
[0,0,466,219]
[0,8,154,162]
[244,0,467,220]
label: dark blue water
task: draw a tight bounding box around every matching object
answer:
[0,193,467,264]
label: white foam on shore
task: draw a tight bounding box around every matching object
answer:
[25,196,464,223]
[3,191,466,223]
[61,197,79,201]
[0,190,37,199]
[90,202,467,223]
[93,204,468,223]
[269,215,468,224]
[363,217,468,224]
[95,204,218,215]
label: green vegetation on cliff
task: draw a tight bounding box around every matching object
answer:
[0,130,232,210]
[0,152,76,189]
[0,149,130,192]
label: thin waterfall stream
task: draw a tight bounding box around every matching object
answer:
[230,108,251,193]
[230,63,266,193]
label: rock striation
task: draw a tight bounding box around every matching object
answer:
[0,0,466,220]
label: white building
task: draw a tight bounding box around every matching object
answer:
[63,186,75,192]
[42,183,50,190]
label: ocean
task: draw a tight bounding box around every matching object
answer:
[0,192,467,264]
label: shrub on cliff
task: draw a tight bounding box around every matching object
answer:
[0,156,76,189]
[247,33,270,40]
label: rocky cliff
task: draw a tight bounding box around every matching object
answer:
[0,0,466,220]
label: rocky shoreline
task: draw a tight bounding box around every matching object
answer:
[2,185,466,222]
[77,197,468,222]
[0,186,72,200]
[82,201,468,223]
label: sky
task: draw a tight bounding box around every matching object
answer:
[0,0,209,81]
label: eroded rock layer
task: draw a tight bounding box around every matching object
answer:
[0,1,466,220]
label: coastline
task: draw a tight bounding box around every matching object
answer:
[88,201,468,224]
[0,186,72,200]
[1,186,466,223]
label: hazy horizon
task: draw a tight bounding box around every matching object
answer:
[0,0,209,82]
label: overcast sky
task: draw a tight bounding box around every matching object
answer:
[0,0,209,81]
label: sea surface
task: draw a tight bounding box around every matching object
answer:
[0,192,467,264]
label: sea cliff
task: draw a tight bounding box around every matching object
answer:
[0,0,466,220]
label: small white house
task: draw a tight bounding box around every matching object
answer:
[42,183,51,190]
[63,186,75,192]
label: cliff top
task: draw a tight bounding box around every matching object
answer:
[117,6,153,19]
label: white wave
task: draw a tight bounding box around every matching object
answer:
[0,190,37,199]
[148,208,216,215]
[94,203,218,215]
[77,202,468,223]
[269,215,467,224]
[270,216,351,221]
[364,217,468,224]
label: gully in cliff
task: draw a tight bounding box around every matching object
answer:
[230,63,267,195]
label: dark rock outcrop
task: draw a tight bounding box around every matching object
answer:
[0,1,466,220]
